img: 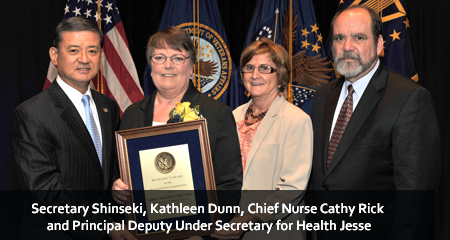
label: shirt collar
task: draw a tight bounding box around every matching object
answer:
[56,76,92,105]
[345,59,380,98]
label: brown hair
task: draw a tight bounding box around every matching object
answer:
[146,26,196,66]
[240,38,291,92]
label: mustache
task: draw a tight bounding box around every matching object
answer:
[335,51,363,65]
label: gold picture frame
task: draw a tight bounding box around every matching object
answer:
[115,119,219,239]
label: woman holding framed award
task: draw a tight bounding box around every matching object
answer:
[112,27,242,235]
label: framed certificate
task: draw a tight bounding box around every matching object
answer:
[115,119,219,239]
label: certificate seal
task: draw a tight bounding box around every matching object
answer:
[155,152,176,174]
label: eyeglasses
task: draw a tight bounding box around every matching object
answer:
[150,54,190,65]
[241,64,277,74]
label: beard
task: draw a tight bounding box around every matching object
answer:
[333,48,378,79]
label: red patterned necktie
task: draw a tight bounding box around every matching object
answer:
[327,85,355,167]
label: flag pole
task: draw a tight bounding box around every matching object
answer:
[273,8,279,43]
[197,0,201,91]
[97,0,103,94]
[288,0,293,103]
[192,0,196,86]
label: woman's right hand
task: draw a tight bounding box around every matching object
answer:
[112,178,130,205]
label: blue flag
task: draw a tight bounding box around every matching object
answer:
[244,0,332,115]
[143,0,246,110]
[331,0,418,81]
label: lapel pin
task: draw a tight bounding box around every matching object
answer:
[103,108,108,113]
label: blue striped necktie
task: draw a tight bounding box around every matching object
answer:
[81,95,102,168]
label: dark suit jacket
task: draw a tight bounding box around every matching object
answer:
[308,64,441,239]
[11,80,121,239]
[120,81,242,223]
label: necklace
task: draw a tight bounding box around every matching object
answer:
[245,104,267,123]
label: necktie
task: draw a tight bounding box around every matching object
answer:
[327,85,355,167]
[81,95,102,167]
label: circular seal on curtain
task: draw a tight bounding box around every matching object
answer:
[178,23,232,100]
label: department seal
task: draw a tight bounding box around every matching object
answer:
[177,23,232,100]
[155,152,176,174]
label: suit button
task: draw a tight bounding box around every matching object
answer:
[323,185,329,190]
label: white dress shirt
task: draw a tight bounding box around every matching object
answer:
[56,76,103,146]
[329,59,380,141]
[152,121,166,126]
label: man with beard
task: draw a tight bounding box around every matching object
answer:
[307,5,440,240]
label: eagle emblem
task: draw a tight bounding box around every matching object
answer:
[155,152,176,174]
[193,38,219,88]
[281,8,332,88]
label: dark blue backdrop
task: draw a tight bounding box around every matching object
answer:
[2,0,449,238]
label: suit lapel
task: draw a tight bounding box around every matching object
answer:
[321,80,343,173]
[325,66,387,176]
[142,93,156,127]
[243,96,284,179]
[92,91,111,189]
[180,81,200,106]
[49,81,104,176]
[142,81,199,126]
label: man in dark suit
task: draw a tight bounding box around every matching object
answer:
[11,17,134,240]
[308,5,440,239]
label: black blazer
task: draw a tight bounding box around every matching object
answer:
[11,80,121,239]
[120,81,243,224]
[308,64,441,239]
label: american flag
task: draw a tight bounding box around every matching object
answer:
[44,0,144,115]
